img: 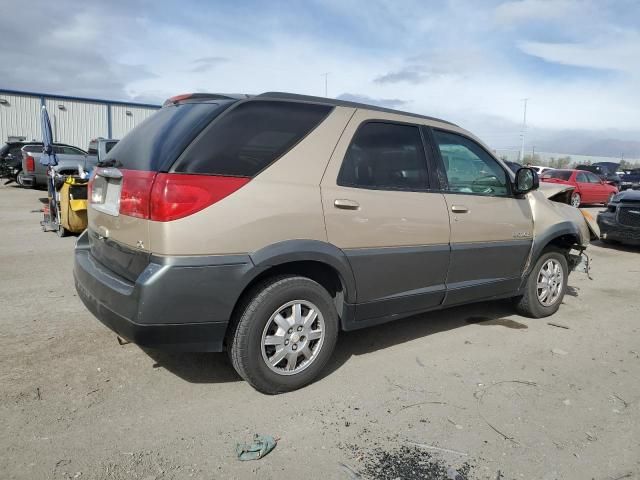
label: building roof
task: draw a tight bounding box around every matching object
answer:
[0,88,160,109]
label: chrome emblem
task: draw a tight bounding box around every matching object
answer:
[513,231,532,239]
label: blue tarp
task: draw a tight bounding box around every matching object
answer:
[39,106,57,166]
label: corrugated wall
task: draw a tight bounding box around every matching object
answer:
[44,98,108,150]
[0,93,42,142]
[0,91,159,150]
[111,105,157,139]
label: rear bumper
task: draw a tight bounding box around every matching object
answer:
[73,230,255,351]
[18,173,36,187]
[597,212,640,245]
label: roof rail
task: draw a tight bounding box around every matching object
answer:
[257,91,456,126]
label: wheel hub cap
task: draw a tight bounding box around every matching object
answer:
[536,259,564,307]
[261,300,325,376]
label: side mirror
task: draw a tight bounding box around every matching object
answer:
[514,167,539,194]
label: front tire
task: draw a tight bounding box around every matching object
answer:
[515,249,569,318]
[570,192,581,207]
[228,275,339,394]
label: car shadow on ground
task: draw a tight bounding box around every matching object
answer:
[592,239,640,253]
[143,298,524,385]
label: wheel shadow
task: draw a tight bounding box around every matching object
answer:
[143,298,524,385]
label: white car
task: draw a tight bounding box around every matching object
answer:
[530,165,552,175]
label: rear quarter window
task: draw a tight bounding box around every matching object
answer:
[101,101,234,171]
[171,100,332,177]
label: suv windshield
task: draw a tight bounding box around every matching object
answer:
[101,101,235,171]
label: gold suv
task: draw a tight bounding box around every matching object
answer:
[74,92,597,393]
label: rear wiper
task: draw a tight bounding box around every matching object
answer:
[97,159,119,168]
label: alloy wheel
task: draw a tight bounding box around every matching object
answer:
[536,259,564,307]
[260,300,325,376]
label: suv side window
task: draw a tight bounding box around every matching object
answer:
[576,172,589,183]
[337,122,428,190]
[173,101,332,177]
[432,130,509,196]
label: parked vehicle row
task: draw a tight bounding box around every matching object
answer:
[0,138,118,188]
[73,91,599,394]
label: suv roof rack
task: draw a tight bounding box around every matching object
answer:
[163,93,253,106]
[257,91,457,126]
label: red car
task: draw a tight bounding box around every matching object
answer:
[541,169,619,207]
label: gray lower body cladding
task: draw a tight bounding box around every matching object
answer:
[74,230,254,351]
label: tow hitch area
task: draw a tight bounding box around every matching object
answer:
[568,250,592,279]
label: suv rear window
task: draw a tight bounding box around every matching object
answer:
[101,101,234,171]
[171,101,332,177]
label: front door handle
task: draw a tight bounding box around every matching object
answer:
[451,205,469,213]
[334,199,360,210]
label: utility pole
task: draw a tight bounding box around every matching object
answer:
[531,145,535,164]
[321,72,330,97]
[519,98,529,163]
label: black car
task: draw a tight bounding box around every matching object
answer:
[597,189,640,246]
[0,141,42,185]
[576,164,621,188]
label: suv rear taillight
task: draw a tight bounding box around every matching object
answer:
[25,155,35,172]
[117,170,249,222]
[150,174,249,222]
[119,170,156,219]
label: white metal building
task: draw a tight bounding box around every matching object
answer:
[0,89,159,150]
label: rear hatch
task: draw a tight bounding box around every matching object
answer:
[88,99,236,281]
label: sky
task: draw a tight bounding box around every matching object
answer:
[1,0,639,155]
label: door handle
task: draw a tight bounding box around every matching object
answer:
[334,199,360,210]
[451,205,469,213]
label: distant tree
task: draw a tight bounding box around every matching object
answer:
[548,156,571,169]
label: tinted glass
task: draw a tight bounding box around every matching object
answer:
[23,145,42,153]
[337,122,428,190]
[542,170,571,181]
[433,130,508,196]
[576,172,589,183]
[105,141,117,153]
[587,172,602,183]
[102,101,234,171]
[173,101,332,177]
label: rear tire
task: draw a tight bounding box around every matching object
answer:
[515,249,569,318]
[570,192,581,207]
[228,275,339,394]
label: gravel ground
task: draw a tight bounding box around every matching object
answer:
[1,184,639,480]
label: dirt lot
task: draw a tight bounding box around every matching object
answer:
[1,184,639,480]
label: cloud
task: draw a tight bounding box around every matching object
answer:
[0,0,638,158]
[188,56,229,73]
[336,93,406,109]
[519,31,640,75]
[494,0,581,26]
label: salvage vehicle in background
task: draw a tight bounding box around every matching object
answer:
[619,168,640,191]
[541,169,618,207]
[575,164,621,188]
[19,143,89,188]
[87,137,119,161]
[74,92,599,394]
[597,189,640,246]
[0,140,41,185]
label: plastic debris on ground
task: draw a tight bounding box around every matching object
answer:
[236,434,277,461]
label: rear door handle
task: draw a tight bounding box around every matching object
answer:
[334,199,360,210]
[451,205,469,213]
